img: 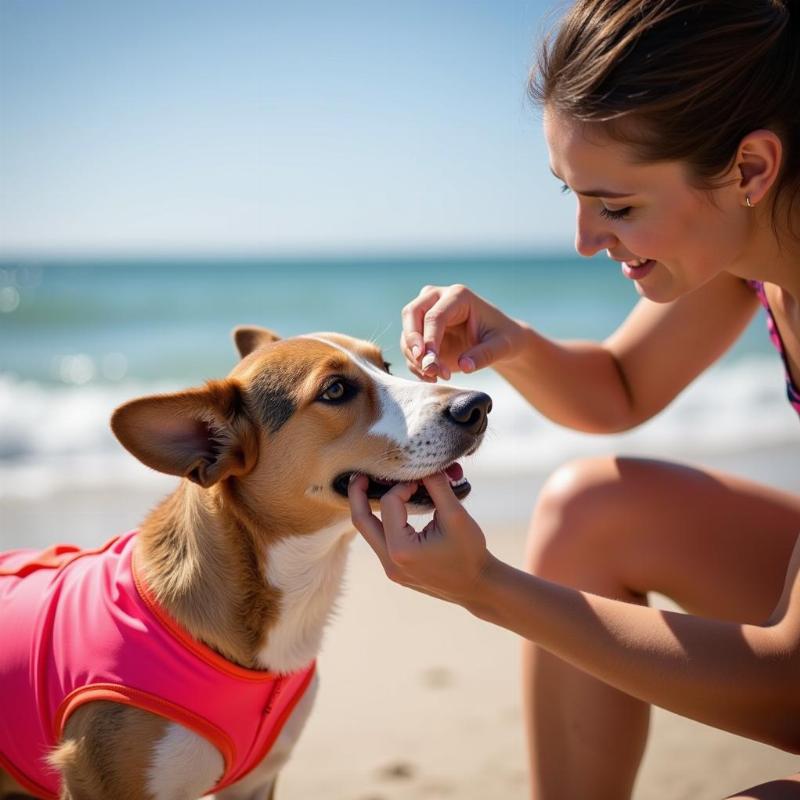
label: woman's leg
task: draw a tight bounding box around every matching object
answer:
[725,771,800,799]
[522,456,800,800]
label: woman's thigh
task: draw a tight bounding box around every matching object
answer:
[725,771,800,798]
[527,456,800,624]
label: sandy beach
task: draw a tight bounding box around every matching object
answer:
[2,444,799,799]
[280,527,799,800]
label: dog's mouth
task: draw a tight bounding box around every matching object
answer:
[333,462,470,506]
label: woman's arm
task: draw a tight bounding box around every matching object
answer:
[493,271,759,431]
[349,475,800,754]
[469,545,800,752]
[402,272,759,433]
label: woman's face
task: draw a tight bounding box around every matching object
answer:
[543,107,747,303]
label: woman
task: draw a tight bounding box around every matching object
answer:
[349,1,800,798]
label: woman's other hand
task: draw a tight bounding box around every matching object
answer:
[401,284,525,381]
[348,472,493,606]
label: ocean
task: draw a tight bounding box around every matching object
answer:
[1,254,798,520]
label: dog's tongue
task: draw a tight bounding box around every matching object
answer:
[444,462,463,481]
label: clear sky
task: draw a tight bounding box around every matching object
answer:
[0,0,575,257]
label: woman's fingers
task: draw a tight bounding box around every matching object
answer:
[349,477,423,570]
[401,285,521,380]
[379,482,419,557]
[401,286,442,369]
[348,474,389,558]
[420,472,462,517]
[419,290,468,360]
[401,285,476,379]
[349,474,489,604]
[461,332,511,373]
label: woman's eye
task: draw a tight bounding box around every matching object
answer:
[600,206,632,221]
[321,381,348,402]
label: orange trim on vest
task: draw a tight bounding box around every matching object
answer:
[131,550,281,683]
[54,683,237,777]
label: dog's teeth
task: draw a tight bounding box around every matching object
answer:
[449,477,467,488]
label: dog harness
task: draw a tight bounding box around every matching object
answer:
[0,530,316,799]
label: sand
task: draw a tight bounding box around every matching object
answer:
[275,530,799,800]
[2,446,799,799]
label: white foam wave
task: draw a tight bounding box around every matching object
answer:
[460,356,800,480]
[0,375,180,500]
[0,358,798,501]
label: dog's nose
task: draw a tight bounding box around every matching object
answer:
[445,391,492,435]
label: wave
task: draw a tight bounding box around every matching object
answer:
[464,356,800,473]
[1,358,798,500]
[0,375,181,500]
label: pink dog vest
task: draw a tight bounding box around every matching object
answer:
[0,530,316,799]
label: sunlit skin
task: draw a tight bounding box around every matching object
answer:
[350,103,800,799]
[543,107,800,304]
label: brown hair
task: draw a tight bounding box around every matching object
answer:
[530,0,800,234]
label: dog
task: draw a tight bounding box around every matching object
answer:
[0,326,491,800]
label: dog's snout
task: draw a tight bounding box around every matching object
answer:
[445,391,492,435]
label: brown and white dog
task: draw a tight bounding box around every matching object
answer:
[0,327,490,800]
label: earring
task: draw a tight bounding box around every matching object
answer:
[745,195,754,208]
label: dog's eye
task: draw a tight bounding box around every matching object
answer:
[323,382,345,401]
[319,379,355,403]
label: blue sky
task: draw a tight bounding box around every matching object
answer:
[0,0,575,257]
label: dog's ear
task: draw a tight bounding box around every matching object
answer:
[110,379,258,488]
[233,326,281,359]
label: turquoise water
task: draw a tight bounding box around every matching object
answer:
[0,253,795,502]
[0,253,771,385]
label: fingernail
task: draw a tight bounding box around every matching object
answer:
[421,351,437,371]
[459,356,475,373]
[411,344,422,359]
[348,472,359,484]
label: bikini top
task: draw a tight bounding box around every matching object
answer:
[0,531,315,799]
[750,279,800,417]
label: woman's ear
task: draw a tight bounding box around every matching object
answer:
[233,326,281,359]
[737,129,783,207]
[110,379,258,488]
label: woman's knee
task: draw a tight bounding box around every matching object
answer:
[525,456,636,586]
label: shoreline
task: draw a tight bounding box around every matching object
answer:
[3,440,797,550]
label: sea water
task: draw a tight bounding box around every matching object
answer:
[1,254,798,511]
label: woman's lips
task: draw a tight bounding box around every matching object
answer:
[621,259,656,280]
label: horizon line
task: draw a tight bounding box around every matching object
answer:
[0,245,579,264]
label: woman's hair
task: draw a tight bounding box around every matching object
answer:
[530,0,800,233]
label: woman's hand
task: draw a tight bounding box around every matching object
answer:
[401,284,526,381]
[348,472,492,606]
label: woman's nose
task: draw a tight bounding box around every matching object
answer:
[574,206,618,258]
